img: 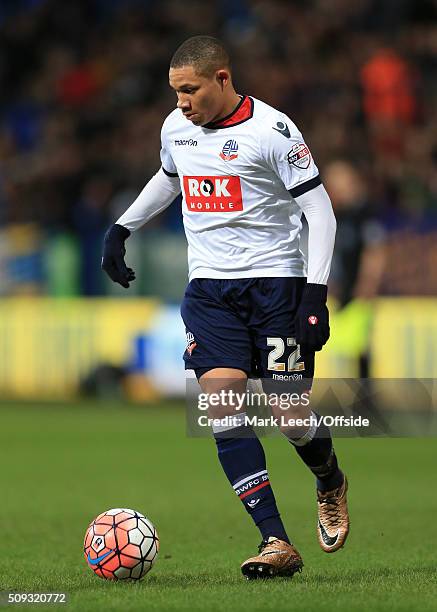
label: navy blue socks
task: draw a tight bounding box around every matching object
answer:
[213,418,290,543]
[288,413,344,493]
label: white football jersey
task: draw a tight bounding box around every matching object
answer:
[160,95,321,281]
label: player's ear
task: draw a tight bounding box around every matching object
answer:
[216,69,230,89]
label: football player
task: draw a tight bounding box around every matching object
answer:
[102,36,349,579]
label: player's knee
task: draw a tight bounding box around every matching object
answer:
[273,402,312,437]
[198,367,247,418]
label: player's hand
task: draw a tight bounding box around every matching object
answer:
[294,283,330,352]
[101,224,136,288]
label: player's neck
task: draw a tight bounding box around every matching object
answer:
[213,93,243,124]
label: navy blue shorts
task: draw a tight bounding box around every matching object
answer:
[181,278,315,381]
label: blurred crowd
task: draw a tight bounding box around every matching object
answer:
[0,0,436,297]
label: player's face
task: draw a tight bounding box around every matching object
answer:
[169,65,228,127]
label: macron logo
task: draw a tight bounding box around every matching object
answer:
[175,139,197,146]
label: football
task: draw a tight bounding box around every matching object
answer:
[84,508,159,580]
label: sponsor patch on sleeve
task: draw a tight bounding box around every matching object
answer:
[287,143,311,169]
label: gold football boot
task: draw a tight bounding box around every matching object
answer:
[317,476,350,552]
[241,537,303,579]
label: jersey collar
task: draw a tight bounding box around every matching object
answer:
[203,95,254,130]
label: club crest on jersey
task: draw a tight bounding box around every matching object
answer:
[287,143,311,169]
[219,139,238,161]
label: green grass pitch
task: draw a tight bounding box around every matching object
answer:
[0,401,436,612]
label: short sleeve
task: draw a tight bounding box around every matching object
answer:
[160,122,178,177]
[261,113,321,197]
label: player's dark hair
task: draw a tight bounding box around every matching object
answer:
[170,36,231,77]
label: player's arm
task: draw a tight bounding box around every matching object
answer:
[292,183,336,351]
[101,168,181,288]
[102,120,181,288]
[261,114,336,350]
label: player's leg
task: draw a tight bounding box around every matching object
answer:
[263,360,349,553]
[199,367,303,579]
[250,278,349,552]
[199,367,290,544]
[181,279,302,578]
[276,375,349,553]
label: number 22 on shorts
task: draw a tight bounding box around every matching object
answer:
[267,337,305,372]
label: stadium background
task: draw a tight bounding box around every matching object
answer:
[0,0,436,399]
[0,3,436,611]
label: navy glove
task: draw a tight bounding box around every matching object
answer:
[101,224,136,288]
[294,283,330,352]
